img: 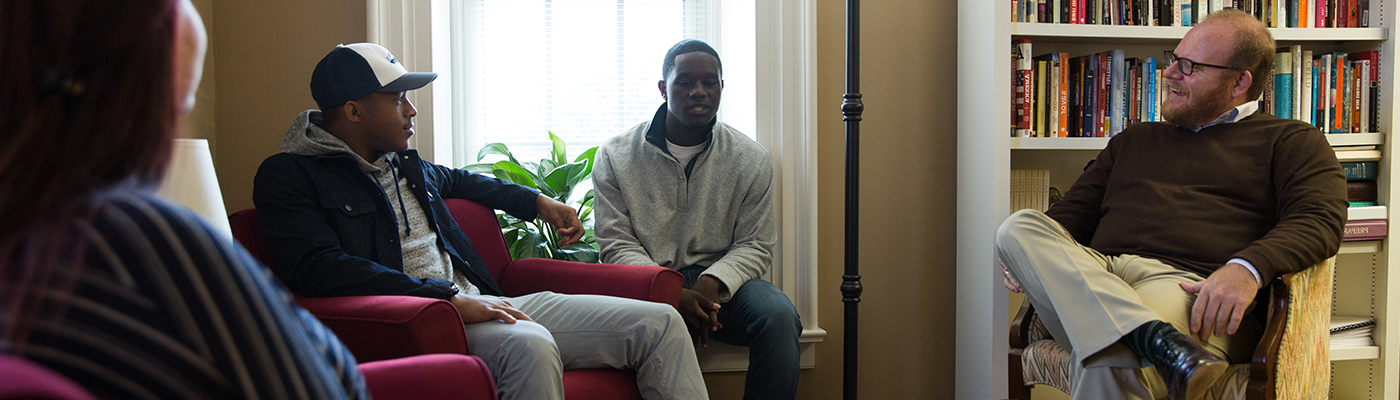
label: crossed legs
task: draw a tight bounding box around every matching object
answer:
[997,210,1260,399]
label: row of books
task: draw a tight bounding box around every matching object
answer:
[1012,41,1161,137]
[1011,39,1383,137]
[1010,170,1052,213]
[1262,48,1380,134]
[1013,0,1371,27]
[1341,155,1384,241]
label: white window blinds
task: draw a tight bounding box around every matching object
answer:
[445,0,716,167]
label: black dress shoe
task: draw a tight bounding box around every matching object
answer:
[1136,324,1228,400]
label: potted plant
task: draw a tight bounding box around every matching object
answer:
[463,131,600,263]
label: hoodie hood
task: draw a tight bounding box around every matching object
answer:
[282,109,390,173]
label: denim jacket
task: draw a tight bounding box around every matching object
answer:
[252,149,540,299]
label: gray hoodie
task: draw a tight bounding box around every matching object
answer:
[281,110,479,295]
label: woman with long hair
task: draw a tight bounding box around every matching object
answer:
[0,1,367,398]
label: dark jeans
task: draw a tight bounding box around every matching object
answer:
[679,265,801,400]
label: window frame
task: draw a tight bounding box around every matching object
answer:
[367,0,822,370]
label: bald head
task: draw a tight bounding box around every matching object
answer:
[1197,10,1275,100]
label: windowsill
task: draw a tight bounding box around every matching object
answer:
[696,327,825,372]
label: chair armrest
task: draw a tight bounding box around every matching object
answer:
[497,259,685,307]
[359,354,497,400]
[1010,300,1036,350]
[296,295,469,363]
[1247,257,1334,400]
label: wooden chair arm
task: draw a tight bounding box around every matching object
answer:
[1247,274,1290,400]
[1010,299,1037,349]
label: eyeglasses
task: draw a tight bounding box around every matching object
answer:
[1163,50,1243,75]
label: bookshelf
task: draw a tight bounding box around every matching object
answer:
[956,1,1398,399]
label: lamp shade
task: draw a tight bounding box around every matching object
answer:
[155,138,231,240]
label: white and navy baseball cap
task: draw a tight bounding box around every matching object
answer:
[310,43,437,110]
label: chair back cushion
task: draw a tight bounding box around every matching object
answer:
[445,199,513,282]
[229,208,278,272]
[0,354,97,400]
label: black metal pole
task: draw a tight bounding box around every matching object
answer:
[841,0,863,399]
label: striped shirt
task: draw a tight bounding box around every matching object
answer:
[4,193,367,400]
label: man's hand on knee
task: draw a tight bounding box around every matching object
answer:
[999,259,1023,293]
[450,294,533,324]
[1181,263,1259,341]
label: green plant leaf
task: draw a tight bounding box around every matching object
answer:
[579,189,595,208]
[477,143,520,165]
[462,163,495,175]
[538,159,559,181]
[492,161,537,189]
[510,230,547,260]
[548,131,567,165]
[574,146,598,177]
[543,163,586,201]
[578,207,592,222]
[556,243,600,263]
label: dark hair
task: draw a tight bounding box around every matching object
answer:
[662,39,723,79]
[0,0,181,349]
[1202,9,1274,100]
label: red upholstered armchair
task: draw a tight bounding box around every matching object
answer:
[1,352,495,400]
[229,198,685,400]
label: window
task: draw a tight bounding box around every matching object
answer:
[444,0,761,173]
[368,0,819,371]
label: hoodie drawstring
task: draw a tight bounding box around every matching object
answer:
[387,155,412,238]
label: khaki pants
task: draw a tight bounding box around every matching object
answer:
[996,210,1260,399]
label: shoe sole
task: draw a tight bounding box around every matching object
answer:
[1182,360,1228,400]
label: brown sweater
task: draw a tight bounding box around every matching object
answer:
[1047,113,1347,283]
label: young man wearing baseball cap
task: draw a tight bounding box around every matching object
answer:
[252,43,709,400]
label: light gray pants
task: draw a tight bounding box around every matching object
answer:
[996,210,1260,399]
[462,291,707,400]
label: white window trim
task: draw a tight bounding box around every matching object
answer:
[367,0,822,371]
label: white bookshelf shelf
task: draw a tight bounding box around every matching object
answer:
[1329,132,1386,147]
[1012,23,1386,42]
[1332,345,1382,361]
[1339,240,1383,254]
[1010,137,1110,150]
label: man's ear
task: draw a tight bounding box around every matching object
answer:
[343,100,364,123]
[1232,70,1253,100]
[658,80,668,101]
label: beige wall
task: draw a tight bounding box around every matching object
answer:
[201,0,960,398]
[208,0,366,212]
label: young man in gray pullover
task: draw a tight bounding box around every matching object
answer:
[593,39,802,400]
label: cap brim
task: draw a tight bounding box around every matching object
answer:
[378,72,438,92]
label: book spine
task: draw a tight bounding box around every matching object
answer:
[1015,39,1034,136]
[1273,53,1293,119]
[1345,62,1356,132]
[1332,54,1347,133]
[1347,180,1379,202]
[1059,53,1070,137]
[1358,59,1370,132]
[1292,45,1303,120]
[1344,219,1388,241]
[1300,0,1309,26]
[1351,201,1380,207]
[1110,49,1126,135]
[1302,50,1314,126]
[1342,161,1378,180]
[1097,52,1110,136]
[1037,60,1048,136]
[1084,54,1098,136]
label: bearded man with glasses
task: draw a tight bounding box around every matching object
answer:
[996,9,1346,400]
